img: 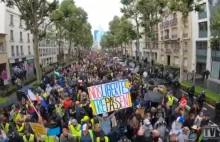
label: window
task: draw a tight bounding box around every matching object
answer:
[196,41,207,50]
[20,46,23,55]
[19,18,22,28]
[27,33,30,42]
[184,42,188,51]
[198,3,207,19]
[10,30,14,41]
[10,14,13,26]
[11,46,14,56]
[199,22,208,38]
[0,43,3,52]
[173,13,177,18]
[28,46,31,54]
[16,46,19,55]
[184,58,188,67]
[174,56,179,65]
[20,32,23,41]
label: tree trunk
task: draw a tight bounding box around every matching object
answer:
[33,33,41,83]
[135,19,140,61]
[179,17,185,82]
[68,39,72,59]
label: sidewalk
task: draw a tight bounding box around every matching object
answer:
[0,65,55,108]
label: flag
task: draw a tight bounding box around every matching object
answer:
[28,89,37,101]
[48,127,60,136]
[38,96,47,109]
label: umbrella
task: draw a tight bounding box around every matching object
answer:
[144,92,163,103]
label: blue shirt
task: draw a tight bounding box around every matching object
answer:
[81,132,92,142]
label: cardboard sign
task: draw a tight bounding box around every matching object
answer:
[88,79,132,114]
[29,123,47,135]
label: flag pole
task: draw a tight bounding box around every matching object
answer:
[26,95,40,116]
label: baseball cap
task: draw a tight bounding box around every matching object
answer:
[176,116,184,123]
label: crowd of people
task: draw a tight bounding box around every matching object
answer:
[0,52,214,142]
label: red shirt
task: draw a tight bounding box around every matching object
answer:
[63,99,72,109]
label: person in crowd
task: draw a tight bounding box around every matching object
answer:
[187,85,195,105]
[178,127,190,142]
[183,113,195,129]
[60,127,75,142]
[97,112,116,135]
[194,111,204,127]
[170,116,184,135]
[141,118,153,139]
[197,91,206,111]
[69,119,81,136]
[154,117,166,142]
[78,124,94,142]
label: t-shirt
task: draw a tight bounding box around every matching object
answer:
[81,132,92,142]
[63,100,72,109]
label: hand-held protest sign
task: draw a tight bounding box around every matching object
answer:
[29,122,47,135]
[88,79,132,115]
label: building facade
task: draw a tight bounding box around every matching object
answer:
[4,5,35,75]
[192,0,220,93]
[158,12,192,71]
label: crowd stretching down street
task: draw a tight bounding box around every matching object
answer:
[0,51,218,142]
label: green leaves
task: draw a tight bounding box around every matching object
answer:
[210,8,220,49]
[50,0,92,48]
[101,16,136,49]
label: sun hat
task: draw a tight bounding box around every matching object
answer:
[191,125,198,130]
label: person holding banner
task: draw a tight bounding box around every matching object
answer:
[97,111,117,135]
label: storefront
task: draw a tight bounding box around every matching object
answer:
[9,58,26,75]
[26,58,34,72]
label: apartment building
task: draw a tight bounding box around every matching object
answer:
[158,12,192,71]
[2,4,35,75]
[192,0,220,93]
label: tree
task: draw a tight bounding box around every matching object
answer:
[137,0,166,66]
[51,0,89,59]
[168,0,201,82]
[121,0,141,60]
[210,8,220,62]
[1,0,58,82]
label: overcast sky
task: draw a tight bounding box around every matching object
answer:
[74,0,123,32]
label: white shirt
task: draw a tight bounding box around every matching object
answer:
[143,72,148,78]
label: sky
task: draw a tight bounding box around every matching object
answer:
[74,0,123,32]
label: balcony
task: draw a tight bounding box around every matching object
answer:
[164,35,169,40]
[183,33,188,38]
[11,53,15,57]
[170,18,178,26]
[16,53,20,56]
[171,34,178,39]
[173,48,179,53]
[166,48,172,53]
[10,38,14,42]
[20,39,23,42]
[163,20,169,28]
[21,52,24,55]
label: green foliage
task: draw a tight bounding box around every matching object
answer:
[181,82,220,106]
[100,16,136,49]
[210,8,220,49]
[50,0,92,50]
[168,0,201,19]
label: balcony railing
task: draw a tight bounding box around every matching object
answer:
[164,35,169,39]
[166,48,172,52]
[12,53,15,56]
[170,18,178,26]
[163,20,169,28]
[172,34,178,39]
[21,52,24,55]
[173,48,179,52]
[183,33,188,38]
[16,53,20,56]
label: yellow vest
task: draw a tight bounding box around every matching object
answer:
[91,119,101,128]
[44,135,55,142]
[16,123,25,136]
[168,96,174,106]
[23,134,34,142]
[1,123,10,133]
[97,136,109,142]
[78,130,94,142]
[69,124,81,136]
[43,93,47,98]
[56,105,64,116]
[13,113,21,122]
